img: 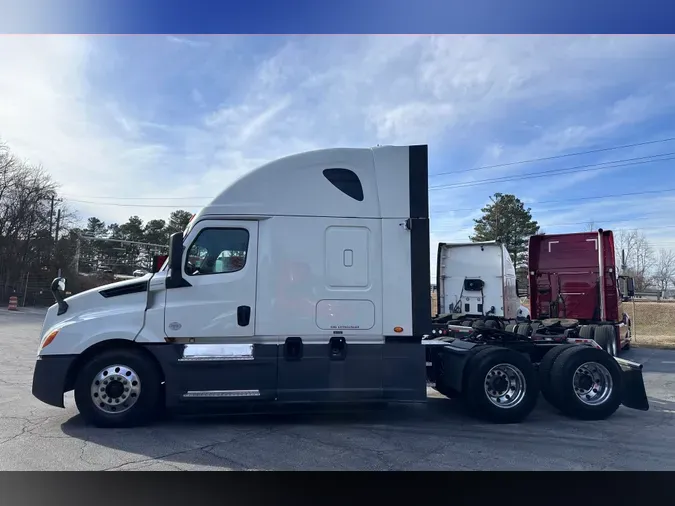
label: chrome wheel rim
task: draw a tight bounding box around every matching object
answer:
[483,363,527,409]
[573,362,613,406]
[90,364,141,414]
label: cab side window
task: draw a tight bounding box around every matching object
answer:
[185,228,249,276]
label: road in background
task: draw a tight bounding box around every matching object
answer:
[1,309,675,471]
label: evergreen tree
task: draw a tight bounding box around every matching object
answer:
[470,193,540,266]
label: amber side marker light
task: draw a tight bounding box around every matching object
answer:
[41,330,59,349]
[394,327,404,333]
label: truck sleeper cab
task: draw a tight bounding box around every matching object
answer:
[32,145,649,428]
[32,145,432,427]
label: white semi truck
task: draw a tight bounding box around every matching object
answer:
[431,241,528,331]
[32,145,648,428]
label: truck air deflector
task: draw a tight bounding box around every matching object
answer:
[408,145,431,338]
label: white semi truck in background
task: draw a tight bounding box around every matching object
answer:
[31,145,648,428]
[431,241,528,334]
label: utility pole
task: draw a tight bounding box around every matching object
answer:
[48,195,55,239]
[47,195,55,264]
[54,208,61,245]
[73,234,81,275]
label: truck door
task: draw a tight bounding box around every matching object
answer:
[163,220,277,401]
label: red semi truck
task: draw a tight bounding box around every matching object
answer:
[525,229,635,356]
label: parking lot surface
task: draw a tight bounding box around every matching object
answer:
[2,308,675,471]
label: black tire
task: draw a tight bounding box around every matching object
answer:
[517,323,531,337]
[594,325,616,356]
[505,323,516,333]
[578,324,596,340]
[461,320,473,327]
[463,346,539,423]
[548,346,622,420]
[538,344,578,407]
[74,348,163,428]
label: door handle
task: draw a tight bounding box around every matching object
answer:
[237,306,251,326]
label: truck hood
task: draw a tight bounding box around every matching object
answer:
[41,275,153,337]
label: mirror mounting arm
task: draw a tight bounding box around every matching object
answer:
[50,277,69,316]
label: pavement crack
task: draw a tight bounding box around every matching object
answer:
[198,444,249,470]
[102,429,267,471]
[77,439,99,467]
[0,417,32,446]
[103,444,215,471]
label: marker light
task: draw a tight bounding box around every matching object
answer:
[394,327,404,333]
[41,330,59,349]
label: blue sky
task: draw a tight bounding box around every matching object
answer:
[1,35,675,279]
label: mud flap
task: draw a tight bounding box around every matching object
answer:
[616,357,649,411]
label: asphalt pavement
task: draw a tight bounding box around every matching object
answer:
[1,308,675,470]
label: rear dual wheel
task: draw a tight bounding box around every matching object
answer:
[463,346,539,423]
[539,345,622,420]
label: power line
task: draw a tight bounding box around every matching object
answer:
[67,185,675,211]
[429,152,675,191]
[65,198,200,208]
[61,152,675,209]
[429,136,675,178]
[435,214,673,232]
[62,147,675,204]
[63,195,212,200]
[431,188,675,214]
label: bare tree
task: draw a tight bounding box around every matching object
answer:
[652,248,675,295]
[615,229,655,291]
[0,141,65,302]
[0,140,184,303]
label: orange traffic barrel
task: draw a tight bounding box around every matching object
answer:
[8,296,18,311]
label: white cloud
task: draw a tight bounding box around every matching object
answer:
[1,35,675,274]
[166,36,210,48]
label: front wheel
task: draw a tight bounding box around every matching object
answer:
[74,348,163,428]
[463,346,539,423]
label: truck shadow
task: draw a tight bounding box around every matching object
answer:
[58,398,482,470]
[59,395,675,471]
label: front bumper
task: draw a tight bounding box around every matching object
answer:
[615,357,650,411]
[32,355,77,408]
